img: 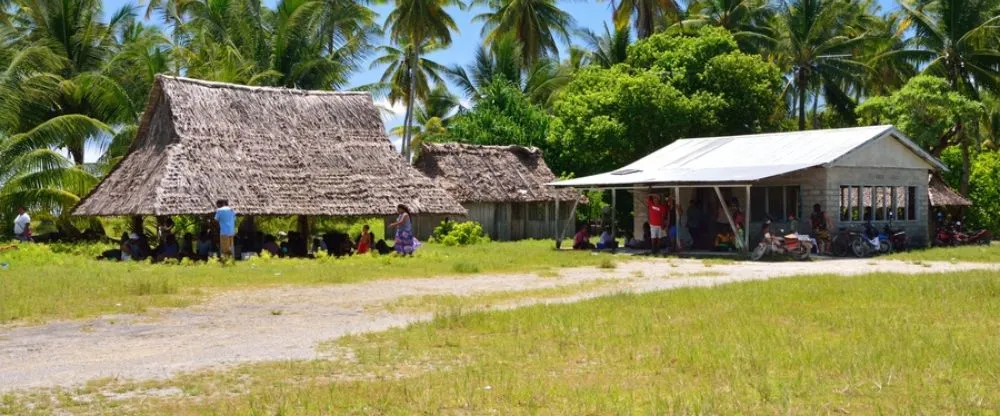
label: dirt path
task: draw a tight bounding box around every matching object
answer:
[1,258,996,392]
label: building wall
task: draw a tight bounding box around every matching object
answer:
[394,201,573,242]
[824,166,930,246]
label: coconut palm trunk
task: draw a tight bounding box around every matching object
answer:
[797,69,807,130]
[402,55,418,162]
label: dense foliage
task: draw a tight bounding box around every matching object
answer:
[548,28,782,176]
[431,220,490,246]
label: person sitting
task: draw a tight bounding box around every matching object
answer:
[356,224,372,254]
[179,233,195,259]
[374,239,392,255]
[123,232,146,260]
[156,234,180,262]
[573,225,595,250]
[261,234,281,257]
[196,231,214,260]
[596,229,618,250]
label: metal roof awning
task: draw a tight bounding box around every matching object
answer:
[548,125,946,189]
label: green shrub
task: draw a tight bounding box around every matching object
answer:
[432,221,490,246]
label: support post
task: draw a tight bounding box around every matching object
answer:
[554,198,559,247]
[744,185,751,251]
[557,195,581,249]
[297,215,311,253]
[714,186,743,252]
[611,190,617,239]
[544,201,550,239]
[674,186,681,251]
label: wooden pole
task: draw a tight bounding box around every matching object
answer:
[744,185,752,251]
[714,186,742,252]
[297,215,310,253]
[554,199,559,247]
[611,190,617,240]
[674,186,681,251]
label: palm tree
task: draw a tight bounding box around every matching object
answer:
[474,0,575,65]
[578,22,631,68]
[390,84,461,152]
[609,0,681,39]
[384,0,461,160]
[371,39,449,107]
[446,35,570,107]
[891,0,1000,194]
[774,0,870,130]
[671,0,777,53]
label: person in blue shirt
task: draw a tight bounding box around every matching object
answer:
[214,199,236,259]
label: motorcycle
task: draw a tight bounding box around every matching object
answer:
[952,222,993,246]
[831,227,862,257]
[751,221,813,261]
[851,221,890,258]
[883,213,909,252]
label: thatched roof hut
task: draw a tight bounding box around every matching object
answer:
[73,76,465,217]
[411,143,578,241]
[415,143,578,203]
[928,174,971,207]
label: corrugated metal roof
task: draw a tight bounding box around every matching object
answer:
[550,125,945,188]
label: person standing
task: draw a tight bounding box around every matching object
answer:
[214,199,236,259]
[13,207,31,242]
[646,193,667,254]
[389,204,416,256]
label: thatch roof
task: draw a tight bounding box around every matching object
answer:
[415,143,578,203]
[73,76,466,216]
[928,173,971,207]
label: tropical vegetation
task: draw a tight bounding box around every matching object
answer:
[1,0,999,234]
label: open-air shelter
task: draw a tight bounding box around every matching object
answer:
[548,125,950,251]
[72,75,466,245]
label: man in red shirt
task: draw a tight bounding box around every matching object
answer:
[647,193,667,254]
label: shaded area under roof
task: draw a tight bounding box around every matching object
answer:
[73,76,466,216]
[928,174,972,207]
[550,125,946,188]
[415,143,579,203]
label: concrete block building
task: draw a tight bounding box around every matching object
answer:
[551,125,951,248]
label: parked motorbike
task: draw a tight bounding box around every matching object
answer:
[883,213,909,252]
[751,221,813,261]
[952,222,993,246]
[851,221,890,258]
[831,227,861,257]
[933,220,992,246]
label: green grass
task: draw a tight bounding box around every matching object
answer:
[887,242,999,263]
[0,239,619,324]
[9,269,1000,414]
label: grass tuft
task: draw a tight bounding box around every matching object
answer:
[598,258,616,269]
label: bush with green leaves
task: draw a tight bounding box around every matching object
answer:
[432,221,490,246]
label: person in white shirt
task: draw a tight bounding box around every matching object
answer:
[13,207,31,242]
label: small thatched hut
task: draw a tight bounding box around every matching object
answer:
[73,76,466,220]
[413,143,579,241]
[928,173,971,208]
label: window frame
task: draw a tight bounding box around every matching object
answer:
[839,184,919,223]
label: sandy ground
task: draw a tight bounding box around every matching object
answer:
[1,257,997,393]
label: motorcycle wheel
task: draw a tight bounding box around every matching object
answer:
[831,236,847,257]
[879,241,891,255]
[850,239,868,258]
[794,247,810,261]
[750,244,767,261]
[978,238,992,246]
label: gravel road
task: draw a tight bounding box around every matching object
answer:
[1,257,996,393]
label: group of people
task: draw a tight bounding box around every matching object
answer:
[100,201,420,262]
